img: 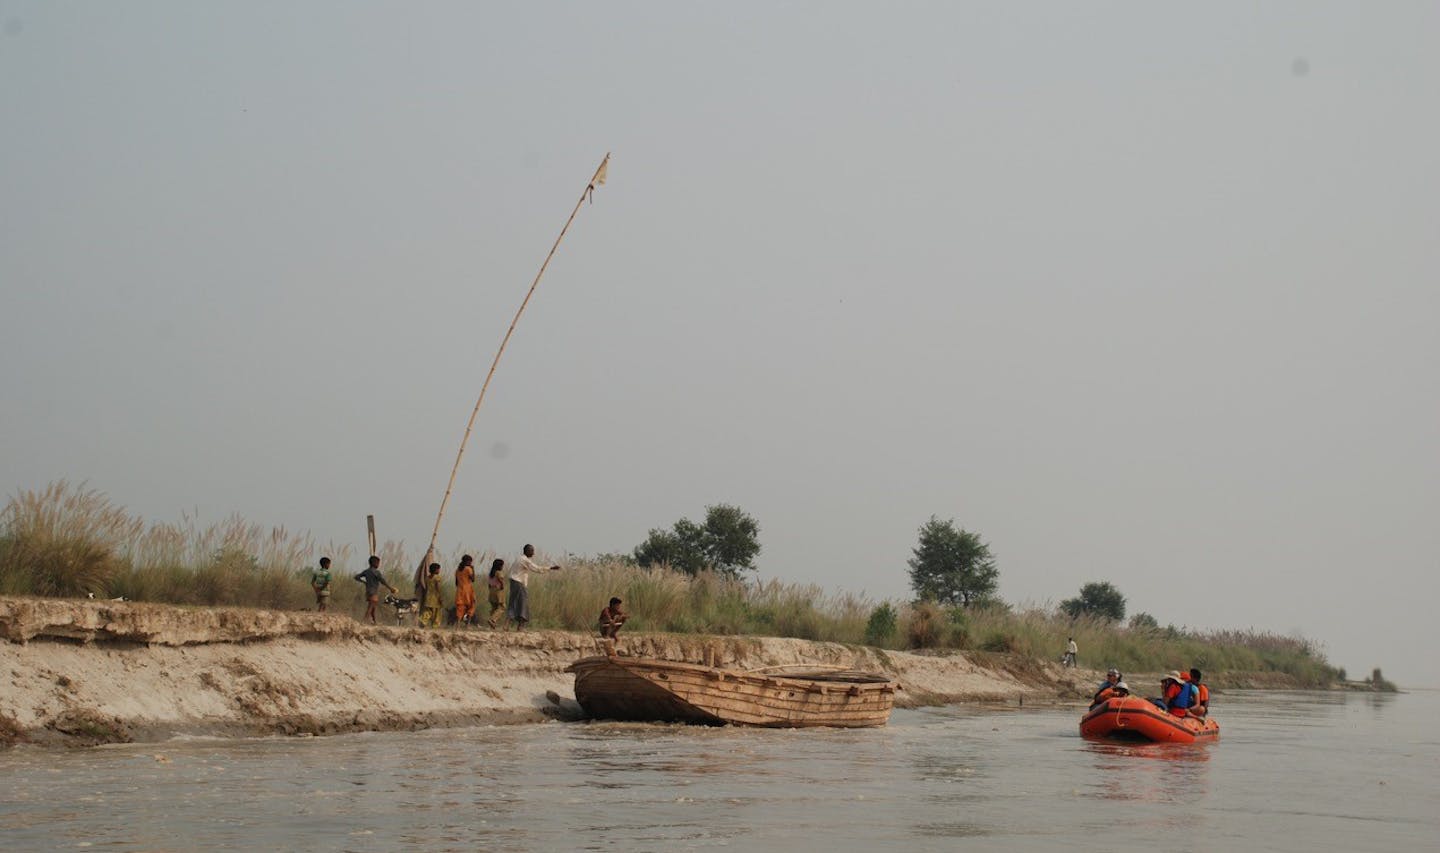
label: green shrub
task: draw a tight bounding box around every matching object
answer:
[980,630,1017,652]
[946,607,971,649]
[865,602,897,647]
[1128,612,1159,630]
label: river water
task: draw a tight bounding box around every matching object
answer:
[2,690,1435,851]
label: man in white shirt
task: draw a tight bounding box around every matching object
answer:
[505,543,560,629]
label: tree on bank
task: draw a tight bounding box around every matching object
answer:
[633,504,761,578]
[1128,611,1159,630]
[1061,581,1127,622]
[906,517,998,606]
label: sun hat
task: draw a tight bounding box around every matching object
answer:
[1164,670,1184,683]
[1114,682,1129,692]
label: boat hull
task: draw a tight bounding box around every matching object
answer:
[567,656,897,728]
[1080,696,1219,743]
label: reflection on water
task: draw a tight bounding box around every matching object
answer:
[1082,739,1211,807]
[0,691,1436,851]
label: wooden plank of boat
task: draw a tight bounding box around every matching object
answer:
[567,655,898,728]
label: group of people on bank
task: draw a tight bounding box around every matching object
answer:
[412,545,560,630]
[1090,666,1210,717]
[308,546,627,638]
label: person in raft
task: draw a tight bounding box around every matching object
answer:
[454,555,477,627]
[1091,668,1122,707]
[598,597,627,639]
[1152,671,1196,716]
[311,557,333,612]
[506,544,559,630]
[1062,637,1078,668]
[1188,667,1210,716]
[486,559,506,628]
[419,563,444,628]
[355,556,398,625]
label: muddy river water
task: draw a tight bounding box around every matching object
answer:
[2,689,1435,851]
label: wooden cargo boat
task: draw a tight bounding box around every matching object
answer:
[566,656,898,728]
[1080,695,1220,743]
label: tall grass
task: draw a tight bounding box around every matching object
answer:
[524,560,870,643]
[0,482,1341,685]
[0,483,142,596]
[0,482,367,610]
[948,606,1340,686]
[525,567,1339,684]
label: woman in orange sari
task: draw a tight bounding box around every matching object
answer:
[454,555,477,627]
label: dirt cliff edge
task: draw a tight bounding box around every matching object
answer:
[0,597,1089,746]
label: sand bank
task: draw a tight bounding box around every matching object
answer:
[0,596,1095,746]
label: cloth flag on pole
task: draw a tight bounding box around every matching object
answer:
[587,154,609,203]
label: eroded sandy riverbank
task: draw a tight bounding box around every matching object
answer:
[1,596,1107,746]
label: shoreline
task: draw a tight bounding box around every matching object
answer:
[0,596,1320,747]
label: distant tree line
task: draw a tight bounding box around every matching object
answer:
[904,518,1137,627]
[628,506,1146,635]
[633,503,760,579]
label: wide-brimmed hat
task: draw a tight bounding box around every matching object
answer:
[1163,670,1184,683]
[1114,682,1129,692]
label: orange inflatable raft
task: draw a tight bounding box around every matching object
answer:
[1079,696,1220,743]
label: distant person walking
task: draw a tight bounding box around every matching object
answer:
[506,544,559,630]
[486,559,506,628]
[454,555,477,627]
[311,557,333,612]
[355,556,397,625]
[1063,637,1078,668]
[419,563,444,628]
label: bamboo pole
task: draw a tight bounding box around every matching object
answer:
[420,153,611,577]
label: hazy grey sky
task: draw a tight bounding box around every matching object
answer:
[3,2,1436,684]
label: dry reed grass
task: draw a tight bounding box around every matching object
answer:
[0,483,142,596]
[0,482,1340,685]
